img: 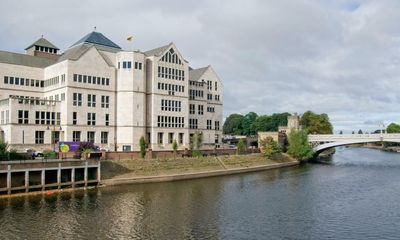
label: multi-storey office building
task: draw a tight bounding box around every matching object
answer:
[0,31,223,152]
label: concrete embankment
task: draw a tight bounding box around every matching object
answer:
[100,154,299,186]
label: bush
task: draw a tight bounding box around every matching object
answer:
[43,150,57,160]
[287,130,314,162]
[139,136,146,158]
[237,139,246,155]
[259,137,281,158]
[172,139,178,154]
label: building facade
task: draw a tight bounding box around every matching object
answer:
[0,31,223,152]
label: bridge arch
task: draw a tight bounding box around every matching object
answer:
[308,134,400,156]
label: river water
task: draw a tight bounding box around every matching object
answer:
[1,147,400,240]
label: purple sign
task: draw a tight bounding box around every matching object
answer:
[59,141,80,153]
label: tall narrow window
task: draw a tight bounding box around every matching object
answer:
[72,112,77,125]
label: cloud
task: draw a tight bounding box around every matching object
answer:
[1,0,400,132]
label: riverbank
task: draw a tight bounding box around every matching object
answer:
[100,153,299,186]
[0,154,299,199]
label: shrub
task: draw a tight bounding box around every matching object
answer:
[259,137,281,158]
[172,139,178,154]
[43,150,57,160]
[190,132,203,157]
[139,136,146,158]
[237,139,246,155]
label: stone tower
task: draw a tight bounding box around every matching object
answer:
[287,113,301,134]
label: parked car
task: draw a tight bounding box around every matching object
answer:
[26,149,43,159]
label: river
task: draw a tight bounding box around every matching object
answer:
[1,147,400,239]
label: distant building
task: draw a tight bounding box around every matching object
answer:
[0,31,223,151]
[258,113,302,148]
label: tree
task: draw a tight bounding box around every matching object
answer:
[358,129,363,134]
[237,139,246,155]
[300,111,333,134]
[139,136,146,158]
[190,132,203,157]
[223,114,244,135]
[387,123,400,133]
[352,131,355,134]
[259,137,281,158]
[241,112,258,136]
[251,115,272,133]
[172,140,178,154]
[339,130,343,134]
[287,130,314,162]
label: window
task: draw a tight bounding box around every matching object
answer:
[189,119,198,129]
[87,131,95,143]
[4,76,8,84]
[198,105,204,115]
[18,110,29,124]
[61,93,65,101]
[72,112,77,125]
[101,132,108,144]
[88,94,96,107]
[101,96,109,108]
[168,133,173,144]
[158,132,163,144]
[73,93,82,106]
[35,131,45,144]
[207,120,212,129]
[189,104,195,114]
[215,121,220,130]
[73,131,81,141]
[179,133,184,144]
[123,61,132,69]
[87,113,96,126]
[215,81,218,91]
[207,94,213,100]
[105,114,110,126]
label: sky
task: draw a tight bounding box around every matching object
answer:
[0,0,399,133]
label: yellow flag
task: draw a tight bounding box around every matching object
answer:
[127,36,134,41]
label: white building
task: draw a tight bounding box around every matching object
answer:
[0,31,223,152]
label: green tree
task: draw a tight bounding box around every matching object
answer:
[269,112,291,131]
[358,129,363,134]
[0,141,8,154]
[259,137,281,158]
[223,114,244,135]
[237,139,246,155]
[172,139,178,153]
[139,136,146,158]
[339,130,343,134]
[251,113,291,133]
[300,111,333,134]
[287,130,314,162]
[387,123,400,133]
[241,112,258,136]
[190,132,203,157]
[252,115,272,132]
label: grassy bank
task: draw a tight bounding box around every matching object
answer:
[101,153,297,180]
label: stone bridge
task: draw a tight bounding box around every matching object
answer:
[308,134,400,154]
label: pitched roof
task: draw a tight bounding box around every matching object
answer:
[0,51,56,68]
[58,43,114,67]
[25,37,59,50]
[70,31,121,49]
[189,66,210,81]
[144,43,172,56]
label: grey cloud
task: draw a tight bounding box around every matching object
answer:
[1,0,400,132]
